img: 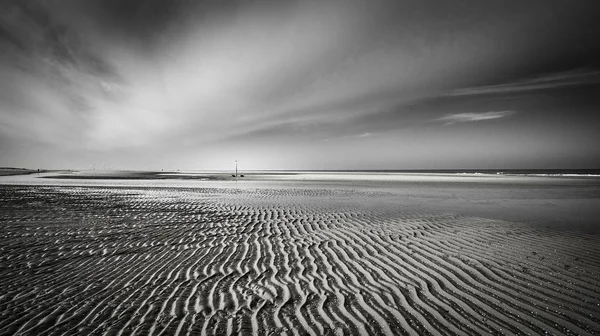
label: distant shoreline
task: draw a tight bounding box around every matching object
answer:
[2,168,600,181]
[4,166,600,174]
[41,169,600,178]
[0,168,43,177]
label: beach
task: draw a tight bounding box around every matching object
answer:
[1,172,599,335]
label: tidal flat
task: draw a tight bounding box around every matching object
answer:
[1,172,600,335]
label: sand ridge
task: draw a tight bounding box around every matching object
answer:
[1,185,600,335]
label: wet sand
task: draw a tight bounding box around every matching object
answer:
[1,173,600,335]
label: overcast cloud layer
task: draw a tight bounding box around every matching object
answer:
[1,0,600,170]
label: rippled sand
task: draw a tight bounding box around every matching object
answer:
[1,175,600,335]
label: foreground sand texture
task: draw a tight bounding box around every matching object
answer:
[1,184,600,335]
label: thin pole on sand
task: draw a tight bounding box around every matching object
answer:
[235,160,238,177]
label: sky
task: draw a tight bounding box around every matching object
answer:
[1,0,600,170]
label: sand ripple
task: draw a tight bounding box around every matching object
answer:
[1,186,599,335]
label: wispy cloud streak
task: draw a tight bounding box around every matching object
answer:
[435,111,516,125]
[448,69,600,97]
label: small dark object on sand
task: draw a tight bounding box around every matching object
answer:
[240,174,245,177]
